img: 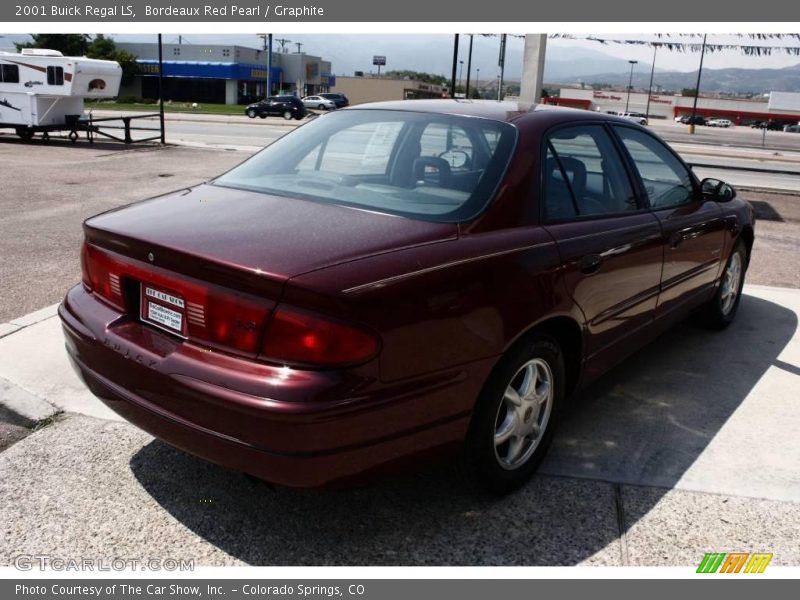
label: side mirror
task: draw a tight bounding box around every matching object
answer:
[701,178,736,202]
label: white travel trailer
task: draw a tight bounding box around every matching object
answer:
[0,48,122,138]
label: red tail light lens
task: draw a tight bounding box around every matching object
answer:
[81,242,271,354]
[187,290,270,353]
[81,242,126,310]
[262,309,379,367]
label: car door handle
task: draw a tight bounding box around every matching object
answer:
[669,231,684,248]
[579,254,603,274]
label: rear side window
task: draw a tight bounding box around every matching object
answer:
[613,126,695,208]
[1,64,19,83]
[47,66,64,85]
[543,125,637,221]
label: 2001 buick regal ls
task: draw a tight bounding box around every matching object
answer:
[60,100,755,493]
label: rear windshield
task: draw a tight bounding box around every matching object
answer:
[213,109,517,222]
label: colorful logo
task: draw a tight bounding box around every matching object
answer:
[697,552,773,573]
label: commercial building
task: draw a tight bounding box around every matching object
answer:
[116,42,334,104]
[547,87,800,125]
[331,76,445,105]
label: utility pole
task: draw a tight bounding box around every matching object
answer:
[497,34,507,101]
[157,34,165,144]
[625,60,638,113]
[645,45,657,123]
[689,34,708,134]
[276,38,291,53]
[465,34,474,99]
[450,34,459,99]
[295,42,303,54]
[258,34,273,98]
[267,34,272,96]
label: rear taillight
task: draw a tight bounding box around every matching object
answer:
[187,288,269,353]
[261,309,379,367]
[81,242,271,354]
[82,242,125,310]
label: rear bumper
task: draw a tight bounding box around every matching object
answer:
[59,284,492,487]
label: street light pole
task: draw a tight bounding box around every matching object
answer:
[157,33,165,144]
[450,34,459,99]
[689,33,708,134]
[498,34,507,101]
[465,34,473,99]
[625,60,638,113]
[476,68,480,98]
[458,60,464,95]
[645,45,657,123]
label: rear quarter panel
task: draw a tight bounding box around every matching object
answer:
[284,226,571,384]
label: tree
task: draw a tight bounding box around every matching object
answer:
[383,70,448,86]
[681,88,698,97]
[16,34,90,56]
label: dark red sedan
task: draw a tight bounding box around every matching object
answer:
[60,100,755,493]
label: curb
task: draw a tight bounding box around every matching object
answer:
[0,304,58,340]
[0,376,59,423]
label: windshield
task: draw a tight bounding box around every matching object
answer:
[213,109,517,222]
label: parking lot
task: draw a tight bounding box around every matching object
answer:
[0,128,799,567]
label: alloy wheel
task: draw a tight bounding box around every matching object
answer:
[721,251,743,316]
[493,358,554,470]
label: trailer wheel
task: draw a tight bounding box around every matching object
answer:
[15,127,34,141]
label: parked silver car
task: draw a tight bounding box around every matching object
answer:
[301,95,336,110]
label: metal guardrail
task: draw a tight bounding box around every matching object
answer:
[688,162,800,177]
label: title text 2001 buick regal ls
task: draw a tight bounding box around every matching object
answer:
[60,101,755,493]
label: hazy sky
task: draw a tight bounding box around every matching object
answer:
[3,33,799,75]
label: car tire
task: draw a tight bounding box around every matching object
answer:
[464,334,564,495]
[259,115,267,119]
[283,110,293,120]
[702,239,747,329]
[247,109,257,119]
[318,104,326,110]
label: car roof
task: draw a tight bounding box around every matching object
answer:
[345,99,629,126]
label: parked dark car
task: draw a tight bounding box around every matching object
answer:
[245,95,306,120]
[60,101,755,494]
[680,114,707,125]
[319,92,350,108]
[750,119,790,131]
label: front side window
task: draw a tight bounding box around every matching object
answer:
[614,126,695,208]
[214,110,516,222]
[543,125,637,220]
[46,66,64,85]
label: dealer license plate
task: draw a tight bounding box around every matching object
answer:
[140,285,185,335]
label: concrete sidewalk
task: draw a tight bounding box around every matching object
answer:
[0,286,798,565]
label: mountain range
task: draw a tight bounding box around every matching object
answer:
[550,63,800,93]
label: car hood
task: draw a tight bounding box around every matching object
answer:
[84,183,458,283]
